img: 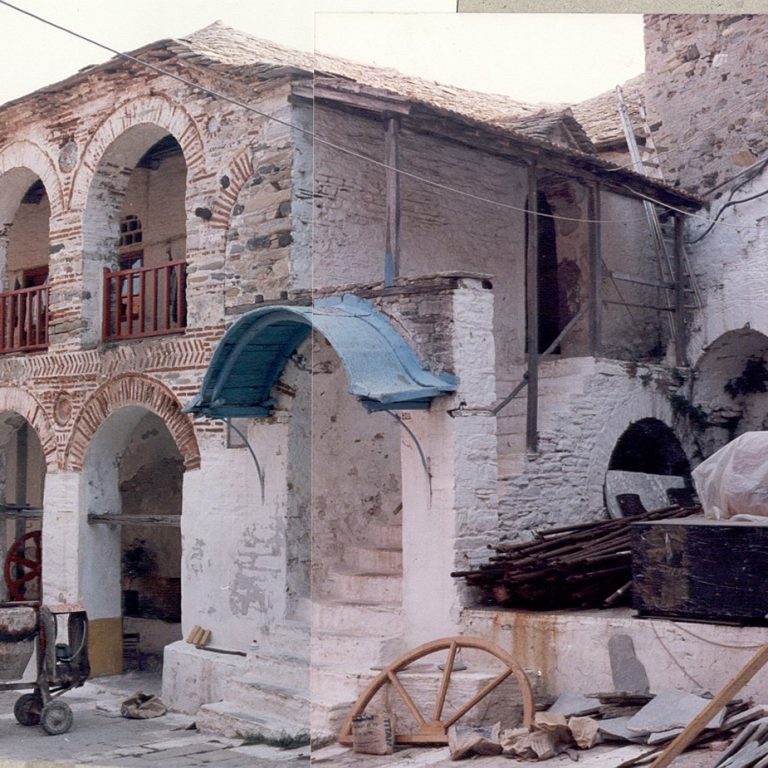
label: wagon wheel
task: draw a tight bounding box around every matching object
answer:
[4,530,42,601]
[338,635,534,746]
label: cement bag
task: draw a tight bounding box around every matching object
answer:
[692,432,768,519]
[121,691,167,719]
[351,713,395,755]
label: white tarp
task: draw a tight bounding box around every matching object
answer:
[692,432,768,519]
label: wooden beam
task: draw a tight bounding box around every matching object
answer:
[291,83,412,115]
[88,513,180,528]
[526,164,539,455]
[384,116,401,286]
[674,215,687,366]
[588,183,602,355]
[649,643,768,768]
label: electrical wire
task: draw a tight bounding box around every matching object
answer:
[1,0,767,240]
[0,0,684,229]
[687,187,768,245]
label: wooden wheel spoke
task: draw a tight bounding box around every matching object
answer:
[444,667,513,729]
[12,556,38,571]
[17,570,39,584]
[433,640,458,723]
[338,636,534,747]
[387,670,426,726]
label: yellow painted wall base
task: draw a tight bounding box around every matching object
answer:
[88,617,123,676]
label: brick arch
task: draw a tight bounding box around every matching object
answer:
[0,387,58,471]
[210,147,255,229]
[0,141,64,219]
[65,374,201,472]
[69,93,206,209]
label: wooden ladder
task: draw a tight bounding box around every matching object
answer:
[615,86,703,324]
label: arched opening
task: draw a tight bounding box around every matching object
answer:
[307,333,405,661]
[690,329,768,459]
[0,413,46,601]
[82,127,187,345]
[605,417,692,516]
[80,407,183,676]
[0,169,50,352]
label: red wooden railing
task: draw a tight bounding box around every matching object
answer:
[103,260,186,341]
[0,284,48,353]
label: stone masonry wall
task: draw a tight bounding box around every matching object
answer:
[497,358,690,541]
[644,14,768,195]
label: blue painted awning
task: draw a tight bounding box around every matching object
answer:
[184,295,457,418]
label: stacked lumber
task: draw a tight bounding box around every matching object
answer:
[452,505,698,610]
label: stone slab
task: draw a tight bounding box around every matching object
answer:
[548,691,601,717]
[609,634,650,694]
[627,688,726,734]
[598,716,648,743]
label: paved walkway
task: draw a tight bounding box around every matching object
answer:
[0,672,308,767]
[0,672,717,767]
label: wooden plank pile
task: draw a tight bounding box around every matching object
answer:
[452,505,698,610]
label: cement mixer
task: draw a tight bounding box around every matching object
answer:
[0,602,89,735]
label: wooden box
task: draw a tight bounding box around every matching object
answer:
[631,517,768,624]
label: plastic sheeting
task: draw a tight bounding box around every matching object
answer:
[692,432,768,519]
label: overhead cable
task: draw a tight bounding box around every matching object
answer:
[0,0,763,238]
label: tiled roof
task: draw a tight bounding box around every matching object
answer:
[570,74,646,149]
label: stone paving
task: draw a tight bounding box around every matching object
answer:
[0,671,719,767]
[0,672,308,767]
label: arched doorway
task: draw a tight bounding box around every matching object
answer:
[0,169,50,352]
[80,407,183,675]
[82,126,187,346]
[0,413,46,601]
[605,417,691,516]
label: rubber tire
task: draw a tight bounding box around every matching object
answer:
[13,693,42,726]
[40,700,73,735]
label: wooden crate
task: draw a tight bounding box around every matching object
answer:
[631,517,768,624]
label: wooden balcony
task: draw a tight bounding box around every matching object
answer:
[103,260,186,341]
[0,285,48,353]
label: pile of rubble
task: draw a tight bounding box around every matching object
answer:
[452,505,697,610]
[448,688,768,764]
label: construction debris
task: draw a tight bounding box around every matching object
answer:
[447,723,502,760]
[452,505,698,610]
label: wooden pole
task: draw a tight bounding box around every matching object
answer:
[649,643,768,768]
[384,116,401,287]
[674,214,687,366]
[588,183,602,355]
[526,164,539,454]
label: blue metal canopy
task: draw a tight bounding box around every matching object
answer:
[184,295,457,418]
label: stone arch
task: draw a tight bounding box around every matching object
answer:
[0,387,58,470]
[584,384,678,512]
[210,148,255,229]
[65,374,200,472]
[0,141,64,219]
[688,328,768,458]
[70,94,206,209]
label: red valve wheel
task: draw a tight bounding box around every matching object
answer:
[4,530,42,601]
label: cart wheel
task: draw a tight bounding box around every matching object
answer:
[40,700,73,735]
[13,692,42,726]
[4,530,42,601]
[338,636,534,746]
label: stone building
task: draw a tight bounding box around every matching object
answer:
[0,18,736,744]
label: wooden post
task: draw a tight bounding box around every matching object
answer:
[674,214,687,366]
[384,116,401,287]
[588,183,602,356]
[526,164,539,454]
